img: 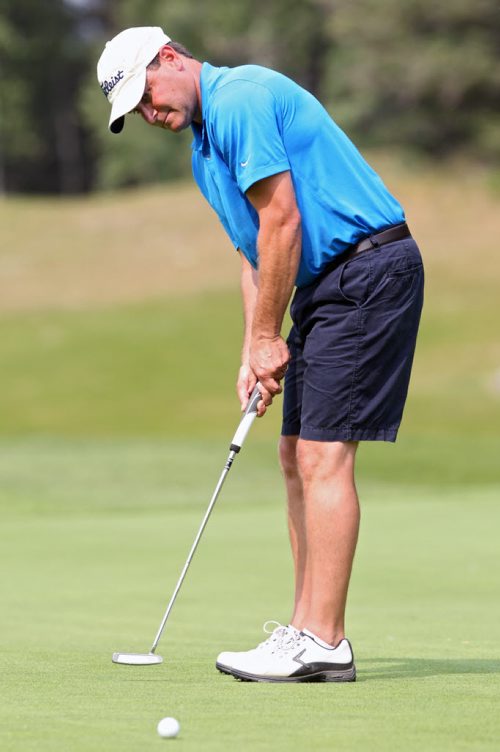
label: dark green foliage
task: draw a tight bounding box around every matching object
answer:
[325,0,500,158]
[1,0,500,193]
[0,0,96,193]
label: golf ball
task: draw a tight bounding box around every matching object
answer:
[157,717,180,738]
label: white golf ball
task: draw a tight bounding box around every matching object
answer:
[157,717,180,738]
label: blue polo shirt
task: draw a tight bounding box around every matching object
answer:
[191,63,405,288]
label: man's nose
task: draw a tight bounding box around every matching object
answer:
[137,102,157,124]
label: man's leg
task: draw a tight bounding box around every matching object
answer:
[215,436,359,681]
[279,436,360,646]
[278,435,308,623]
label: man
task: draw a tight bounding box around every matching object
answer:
[97,26,424,683]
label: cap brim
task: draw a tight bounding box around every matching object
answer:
[108,69,147,134]
[110,117,124,134]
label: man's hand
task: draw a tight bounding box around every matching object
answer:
[249,334,289,416]
[237,362,275,418]
[237,363,256,411]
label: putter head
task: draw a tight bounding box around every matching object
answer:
[112,651,163,666]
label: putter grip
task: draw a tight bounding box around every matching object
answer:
[230,384,261,452]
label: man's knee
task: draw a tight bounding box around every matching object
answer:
[296,439,358,485]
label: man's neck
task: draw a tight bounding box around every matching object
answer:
[184,57,203,124]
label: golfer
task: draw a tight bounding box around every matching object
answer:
[97,27,424,683]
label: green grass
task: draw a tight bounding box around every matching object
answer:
[1,439,499,751]
[1,161,500,749]
[0,291,499,487]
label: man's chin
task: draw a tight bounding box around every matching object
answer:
[167,120,190,133]
[165,109,195,132]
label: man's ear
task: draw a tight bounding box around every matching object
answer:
[159,44,182,69]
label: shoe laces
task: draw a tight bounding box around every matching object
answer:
[257,621,304,655]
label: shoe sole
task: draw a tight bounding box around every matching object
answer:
[216,662,356,683]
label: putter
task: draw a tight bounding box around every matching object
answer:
[112,384,263,665]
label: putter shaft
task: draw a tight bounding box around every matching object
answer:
[148,385,262,655]
[150,449,236,654]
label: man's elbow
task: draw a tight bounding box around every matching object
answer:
[266,205,302,236]
[282,208,302,242]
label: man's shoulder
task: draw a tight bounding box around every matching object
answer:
[217,63,282,85]
[203,62,294,103]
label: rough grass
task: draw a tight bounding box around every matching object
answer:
[1,154,499,313]
[0,182,238,311]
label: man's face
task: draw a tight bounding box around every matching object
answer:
[133,47,201,132]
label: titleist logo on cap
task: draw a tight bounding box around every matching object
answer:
[100,70,124,98]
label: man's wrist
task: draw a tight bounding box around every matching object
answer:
[251,329,282,343]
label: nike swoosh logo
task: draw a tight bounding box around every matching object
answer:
[240,157,251,167]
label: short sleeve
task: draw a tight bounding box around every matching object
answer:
[209,80,291,194]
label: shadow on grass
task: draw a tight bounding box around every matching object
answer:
[360,658,500,681]
[112,659,500,686]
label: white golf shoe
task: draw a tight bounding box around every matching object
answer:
[216,621,356,683]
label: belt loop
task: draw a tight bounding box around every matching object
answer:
[369,235,380,249]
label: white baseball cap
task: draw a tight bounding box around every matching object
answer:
[97,26,171,134]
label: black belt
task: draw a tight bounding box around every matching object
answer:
[318,222,412,281]
[349,222,411,257]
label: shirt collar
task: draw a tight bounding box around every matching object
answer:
[191,62,229,153]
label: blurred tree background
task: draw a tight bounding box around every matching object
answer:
[1,0,499,194]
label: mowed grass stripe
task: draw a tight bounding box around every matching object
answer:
[0,291,500,489]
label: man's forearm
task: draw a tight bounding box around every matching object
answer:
[240,253,259,364]
[244,170,302,401]
[252,216,301,343]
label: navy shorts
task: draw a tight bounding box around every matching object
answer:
[282,237,424,442]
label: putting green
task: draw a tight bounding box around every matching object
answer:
[1,439,499,751]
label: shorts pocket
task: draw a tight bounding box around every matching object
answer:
[387,261,424,279]
[337,256,374,307]
[339,240,424,309]
[369,262,424,309]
